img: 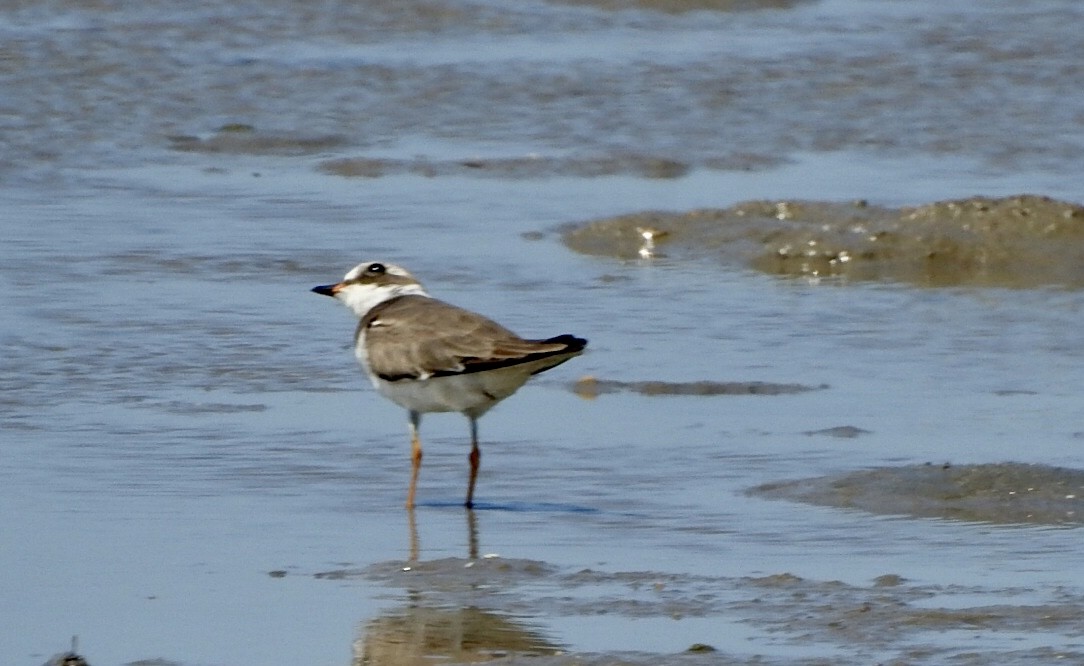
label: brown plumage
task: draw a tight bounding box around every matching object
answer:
[359,295,581,381]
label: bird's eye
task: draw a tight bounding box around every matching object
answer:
[367,263,386,275]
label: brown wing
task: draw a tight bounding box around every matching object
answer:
[361,295,582,381]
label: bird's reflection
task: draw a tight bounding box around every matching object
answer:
[405,511,476,564]
[354,509,560,666]
[407,507,480,563]
[466,509,479,562]
[354,603,557,666]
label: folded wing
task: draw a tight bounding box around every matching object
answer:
[361,296,586,381]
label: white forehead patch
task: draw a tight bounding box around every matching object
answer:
[342,261,413,282]
[332,262,428,318]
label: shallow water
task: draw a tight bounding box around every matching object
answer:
[4,0,1084,664]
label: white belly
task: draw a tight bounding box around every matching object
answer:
[372,367,534,418]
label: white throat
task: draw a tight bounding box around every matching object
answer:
[338,282,428,318]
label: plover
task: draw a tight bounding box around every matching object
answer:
[312,261,587,509]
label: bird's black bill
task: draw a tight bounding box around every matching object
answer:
[311,284,337,297]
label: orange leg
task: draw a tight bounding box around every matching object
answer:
[406,411,422,510]
[466,417,480,508]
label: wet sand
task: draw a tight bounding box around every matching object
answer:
[5,0,1084,664]
[332,530,1084,666]
[752,462,1084,526]
[563,196,1084,288]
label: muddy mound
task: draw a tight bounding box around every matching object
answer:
[750,463,1084,525]
[563,195,1084,288]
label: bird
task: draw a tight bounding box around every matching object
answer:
[312,261,587,509]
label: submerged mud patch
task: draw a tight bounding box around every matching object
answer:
[804,425,871,439]
[750,463,1084,526]
[554,0,808,13]
[168,125,347,156]
[331,555,1084,665]
[572,376,822,398]
[318,153,717,180]
[563,195,1084,288]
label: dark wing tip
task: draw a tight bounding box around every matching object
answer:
[412,334,587,380]
[545,334,588,353]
